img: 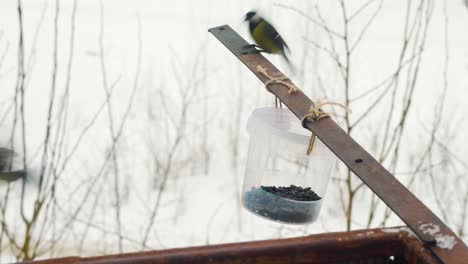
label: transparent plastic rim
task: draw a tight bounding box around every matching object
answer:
[247,107,329,150]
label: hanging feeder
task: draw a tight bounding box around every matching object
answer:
[242,107,336,224]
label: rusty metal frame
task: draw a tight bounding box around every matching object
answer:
[20,228,439,264]
[208,25,467,264]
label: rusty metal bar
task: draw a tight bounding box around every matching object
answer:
[208,24,467,264]
[19,228,438,264]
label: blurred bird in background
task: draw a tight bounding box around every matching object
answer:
[0,147,27,182]
[243,11,293,70]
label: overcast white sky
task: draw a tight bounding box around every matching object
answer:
[0,0,467,260]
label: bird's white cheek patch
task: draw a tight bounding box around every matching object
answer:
[251,15,261,23]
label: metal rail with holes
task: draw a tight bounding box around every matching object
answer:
[208,24,467,264]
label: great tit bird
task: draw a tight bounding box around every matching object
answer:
[0,170,26,182]
[0,147,27,182]
[244,11,291,65]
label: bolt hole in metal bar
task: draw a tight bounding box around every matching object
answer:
[208,25,468,264]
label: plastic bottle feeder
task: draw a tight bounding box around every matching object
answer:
[242,107,336,224]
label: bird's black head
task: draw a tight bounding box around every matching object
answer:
[244,11,256,21]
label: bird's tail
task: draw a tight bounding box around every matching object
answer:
[281,51,296,75]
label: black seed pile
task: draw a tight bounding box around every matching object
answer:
[242,185,322,224]
[261,185,321,201]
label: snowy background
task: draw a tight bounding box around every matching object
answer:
[0,0,467,262]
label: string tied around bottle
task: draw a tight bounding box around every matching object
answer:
[301,101,350,155]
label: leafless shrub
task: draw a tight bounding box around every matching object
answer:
[140,45,211,249]
[0,0,143,260]
[277,0,461,234]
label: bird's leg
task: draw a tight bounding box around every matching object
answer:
[243,44,261,49]
[241,44,267,54]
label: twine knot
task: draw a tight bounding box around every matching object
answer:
[256,66,298,94]
[301,101,350,155]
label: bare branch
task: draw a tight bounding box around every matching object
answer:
[348,0,378,22]
[349,0,383,53]
[274,3,344,39]
[302,37,347,77]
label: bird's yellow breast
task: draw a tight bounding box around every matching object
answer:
[252,21,281,54]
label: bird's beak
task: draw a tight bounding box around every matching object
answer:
[243,16,248,22]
